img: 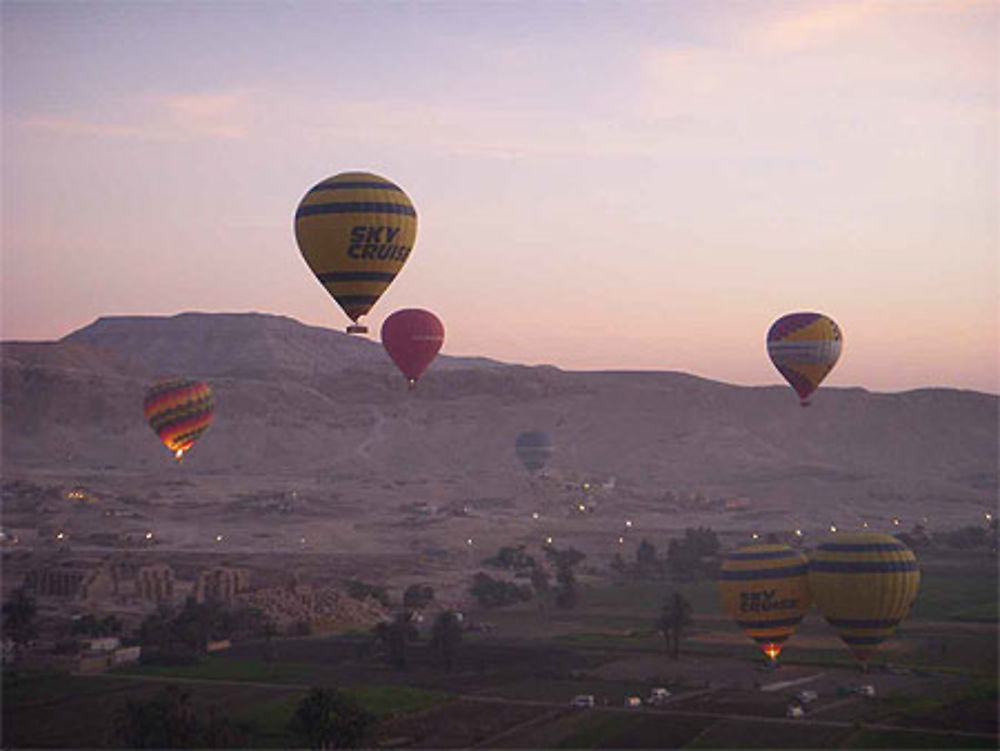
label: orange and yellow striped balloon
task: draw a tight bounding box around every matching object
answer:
[808,533,920,665]
[718,544,812,662]
[143,378,215,462]
[294,171,417,331]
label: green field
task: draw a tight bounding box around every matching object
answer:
[839,728,998,749]
[910,565,999,622]
[2,669,451,748]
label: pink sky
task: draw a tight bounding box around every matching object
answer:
[2,1,997,393]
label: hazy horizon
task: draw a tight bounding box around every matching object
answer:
[3,308,996,398]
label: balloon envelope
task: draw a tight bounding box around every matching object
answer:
[295,171,417,327]
[718,544,812,661]
[515,431,553,474]
[808,533,920,665]
[381,308,444,386]
[767,312,842,406]
[143,378,215,461]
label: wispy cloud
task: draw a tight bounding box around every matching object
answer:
[19,117,157,140]
[637,0,996,128]
[749,2,881,52]
[19,91,252,141]
[160,92,249,139]
[747,0,992,52]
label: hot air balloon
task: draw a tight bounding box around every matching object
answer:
[515,431,553,475]
[767,312,842,406]
[808,533,920,668]
[718,544,812,663]
[295,171,417,334]
[143,378,215,462]
[381,308,444,389]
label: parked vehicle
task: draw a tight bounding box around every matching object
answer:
[624,696,642,708]
[647,687,672,705]
[794,689,818,704]
[786,704,805,718]
[571,694,595,708]
[836,683,876,698]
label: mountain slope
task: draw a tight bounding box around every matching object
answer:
[3,313,996,520]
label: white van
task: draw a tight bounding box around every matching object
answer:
[571,695,595,708]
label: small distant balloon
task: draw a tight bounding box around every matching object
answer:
[143,378,215,462]
[515,431,554,474]
[294,171,417,333]
[767,312,842,406]
[381,308,444,388]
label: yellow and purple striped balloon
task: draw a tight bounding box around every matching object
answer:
[143,378,215,462]
[767,312,842,406]
[295,171,417,332]
[808,533,920,666]
[718,544,812,662]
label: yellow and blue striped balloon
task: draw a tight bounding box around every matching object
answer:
[718,544,812,662]
[808,533,920,665]
[295,172,417,330]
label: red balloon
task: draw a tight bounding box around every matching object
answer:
[380,308,444,387]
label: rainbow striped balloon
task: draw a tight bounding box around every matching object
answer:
[143,378,215,462]
[808,533,920,665]
[718,544,812,662]
[295,172,417,331]
[767,312,842,406]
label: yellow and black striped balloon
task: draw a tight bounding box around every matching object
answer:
[294,171,417,326]
[808,533,920,665]
[718,544,812,661]
[143,378,215,462]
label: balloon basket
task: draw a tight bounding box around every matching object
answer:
[346,324,368,335]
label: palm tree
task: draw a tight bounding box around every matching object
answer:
[430,611,463,670]
[657,591,693,659]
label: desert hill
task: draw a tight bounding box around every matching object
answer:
[2,312,997,530]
